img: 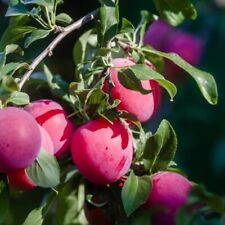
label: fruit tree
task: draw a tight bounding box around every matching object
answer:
[0,0,224,225]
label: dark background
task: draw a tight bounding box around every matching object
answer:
[0,0,225,224]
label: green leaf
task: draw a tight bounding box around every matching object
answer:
[128,64,177,100]
[56,13,73,25]
[120,18,135,33]
[135,10,155,46]
[22,0,54,12]
[0,20,36,49]
[43,65,70,102]
[22,192,55,225]
[176,185,225,225]
[97,3,119,46]
[56,181,87,225]
[142,47,218,105]
[24,29,51,48]
[2,62,29,76]
[1,76,19,92]
[26,150,60,188]
[0,178,9,225]
[153,0,197,26]
[143,119,177,173]
[118,69,151,95]
[142,133,163,171]
[73,30,97,66]
[0,44,24,69]
[87,88,120,116]
[151,120,177,172]
[135,131,152,161]
[22,208,45,225]
[6,3,28,17]
[5,43,24,55]
[56,181,78,225]
[86,88,107,105]
[122,171,151,216]
[189,185,225,215]
[7,91,30,105]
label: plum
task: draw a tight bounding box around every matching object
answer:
[106,58,161,123]
[145,171,192,225]
[0,107,41,173]
[24,99,74,157]
[144,20,204,83]
[164,32,204,82]
[71,118,133,184]
[7,125,54,190]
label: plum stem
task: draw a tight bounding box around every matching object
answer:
[18,9,98,90]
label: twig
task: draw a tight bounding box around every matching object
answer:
[18,9,98,90]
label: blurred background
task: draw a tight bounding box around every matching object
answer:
[0,0,225,224]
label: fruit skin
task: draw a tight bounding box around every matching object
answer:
[71,118,133,184]
[106,58,161,123]
[24,99,74,157]
[145,171,192,225]
[7,126,54,190]
[0,107,41,173]
[144,20,172,51]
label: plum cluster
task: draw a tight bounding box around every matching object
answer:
[0,58,192,225]
[0,99,74,190]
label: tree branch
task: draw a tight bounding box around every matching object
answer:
[18,9,98,90]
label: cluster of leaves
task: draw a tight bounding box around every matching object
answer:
[4,0,73,48]
[0,0,224,225]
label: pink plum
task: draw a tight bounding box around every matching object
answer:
[145,171,192,225]
[71,118,133,184]
[165,32,203,66]
[0,107,41,173]
[164,32,204,82]
[24,99,74,157]
[7,126,54,190]
[144,19,173,51]
[144,20,204,83]
[106,58,161,123]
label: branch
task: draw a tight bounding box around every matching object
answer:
[18,9,98,90]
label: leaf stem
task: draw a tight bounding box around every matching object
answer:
[33,16,50,29]
[44,6,53,28]
[18,9,98,90]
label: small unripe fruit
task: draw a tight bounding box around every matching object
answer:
[0,107,41,172]
[145,171,192,225]
[107,58,161,123]
[24,99,74,157]
[71,118,133,184]
[7,125,54,190]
